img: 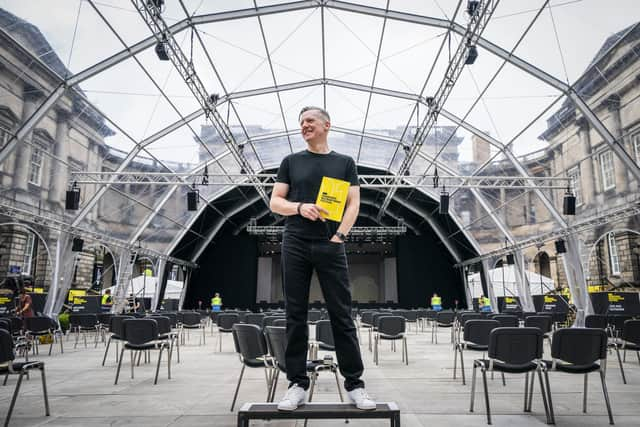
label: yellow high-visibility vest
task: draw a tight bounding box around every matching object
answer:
[211,297,222,306]
[431,296,442,306]
[482,297,491,307]
[101,294,112,305]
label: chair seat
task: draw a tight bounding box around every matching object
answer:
[306,360,337,372]
[379,333,403,340]
[182,324,201,329]
[124,342,165,350]
[475,359,538,373]
[542,360,601,374]
[465,343,488,351]
[244,357,270,368]
[27,330,52,336]
[620,342,640,351]
[318,342,335,351]
[0,361,44,373]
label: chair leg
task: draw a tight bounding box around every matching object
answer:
[6,371,25,426]
[536,369,552,425]
[308,372,317,402]
[501,372,506,386]
[166,343,172,380]
[524,372,529,412]
[470,362,478,412]
[269,370,280,402]
[481,367,492,424]
[131,351,135,379]
[599,369,615,425]
[614,345,626,384]
[460,347,466,385]
[40,365,50,416]
[368,327,372,352]
[334,369,344,402]
[583,373,588,413]
[231,365,245,411]
[542,367,555,424]
[453,345,458,380]
[59,332,64,354]
[154,346,164,385]
[528,368,535,411]
[114,347,125,385]
[404,337,408,365]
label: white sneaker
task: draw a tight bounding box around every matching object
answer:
[347,388,376,410]
[277,384,306,411]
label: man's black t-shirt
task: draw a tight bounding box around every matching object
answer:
[276,150,359,240]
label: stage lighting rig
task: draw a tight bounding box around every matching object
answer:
[465,44,478,65]
[155,36,170,61]
[187,184,199,211]
[563,190,576,215]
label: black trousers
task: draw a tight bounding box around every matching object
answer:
[281,233,365,392]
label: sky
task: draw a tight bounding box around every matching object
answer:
[0,0,638,170]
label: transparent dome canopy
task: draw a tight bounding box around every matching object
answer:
[0,0,639,264]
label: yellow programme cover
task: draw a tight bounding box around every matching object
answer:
[315,176,350,222]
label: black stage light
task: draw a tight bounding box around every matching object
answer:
[65,183,80,210]
[555,239,566,254]
[467,0,480,16]
[439,189,449,215]
[148,0,165,9]
[563,191,576,215]
[208,93,220,105]
[506,253,515,265]
[465,45,478,65]
[155,40,170,61]
[72,237,84,252]
[187,186,199,211]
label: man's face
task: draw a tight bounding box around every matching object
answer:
[299,110,330,143]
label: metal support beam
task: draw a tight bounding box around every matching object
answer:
[377,0,499,220]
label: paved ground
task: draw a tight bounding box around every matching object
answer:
[2,322,640,426]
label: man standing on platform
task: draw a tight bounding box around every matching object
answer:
[270,106,375,411]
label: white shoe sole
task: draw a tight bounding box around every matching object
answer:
[277,402,304,411]
[354,403,377,410]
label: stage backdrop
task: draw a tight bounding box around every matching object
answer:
[186,234,258,310]
[396,234,466,309]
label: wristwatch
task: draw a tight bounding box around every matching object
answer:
[334,231,346,242]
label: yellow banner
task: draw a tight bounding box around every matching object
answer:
[68,289,86,302]
[608,293,624,303]
[544,296,557,303]
[316,176,350,222]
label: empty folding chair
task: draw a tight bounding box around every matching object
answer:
[308,310,322,324]
[359,311,377,351]
[24,316,63,356]
[543,327,614,425]
[492,315,519,328]
[585,314,608,329]
[102,315,133,366]
[456,312,484,344]
[374,316,408,366]
[149,315,179,364]
[265,326,342,405]
[0,329,50,426]
[262,315,285,329]
[69,313,99,348]
[309,319,335,359]
[181,311,205,345]
[217,313,240,352]
[613,319,640,384]
[453,319,499,385]
[244,313,265,327]
[525,316,553,347]
[230,324,274,411]
[272,318,287,327]
[114,318,170,385]
[469,327,552,425]
[432,311,455,344]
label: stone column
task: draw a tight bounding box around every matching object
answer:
[576,117,595,205]
[13,85,43,191]
[48,108,70,206]
[605,95,628,194]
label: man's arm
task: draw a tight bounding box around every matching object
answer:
[270,182,328,220]
[332,186,360,242]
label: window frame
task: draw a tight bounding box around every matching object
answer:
[28,140,46,186]
[607,232,621,276]
[633,131,640,164]
[599,150,616,191]
[22,233,36,276]
[566,165,583,206]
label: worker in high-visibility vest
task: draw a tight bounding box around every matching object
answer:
[431,293,442,312]
[101,289,113,312]
[211,292,222,312]
[478,294,492,312]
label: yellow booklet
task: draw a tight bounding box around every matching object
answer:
[316,176,350,222]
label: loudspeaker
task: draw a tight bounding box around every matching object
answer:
[72,237,84,252]
[439,191,449,215]
[555,239,566,254]
[187,190,198,211]
[505,253,515,265]
[563,193,576,215]
[65,188,80,210]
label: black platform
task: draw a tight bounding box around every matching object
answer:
[237,402,400,426]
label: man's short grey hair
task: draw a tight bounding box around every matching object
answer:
[299,106,331,123]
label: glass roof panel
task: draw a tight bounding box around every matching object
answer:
[389,0,458,21]
[232,92,284,137]
[324,8,384,86]
[371,19,447,94]
[362,94,416,137]
[325,86,370,131]
[275,85,323,133]
[259,8,322,86]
